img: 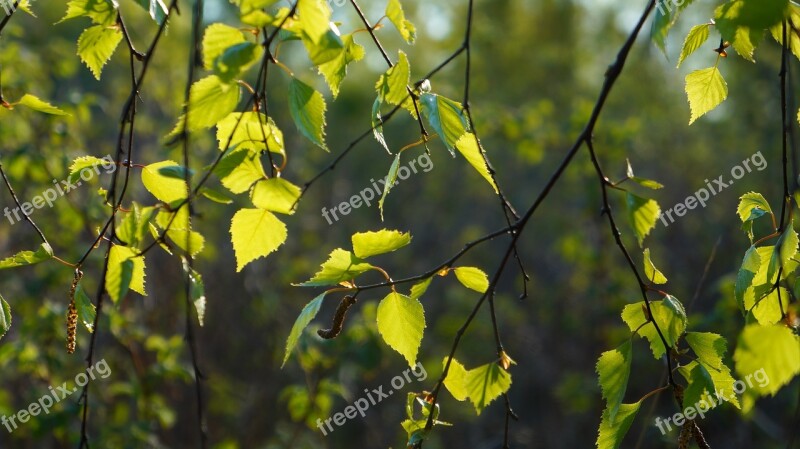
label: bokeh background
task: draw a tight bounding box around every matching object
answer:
[0,0,797,448]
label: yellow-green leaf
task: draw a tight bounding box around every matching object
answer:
[77,25,123,80]
[351,229,411,259]
[453,266,489,293]
[288,78,328,151]
[442,357,469,401]
[229,208,287,271]
[685,66,728,125]
[454,133,499,193]
[465,362,511,415]
[377,292,425,366]
[251,178,301,215]
[734,324,800,396]
[642,248,667,284]
[282,292,326,367]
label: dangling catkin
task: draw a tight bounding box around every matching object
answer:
[66,269,83,354]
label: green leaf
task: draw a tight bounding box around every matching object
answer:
[298,248,374,287]
[596,340,632,422]
[105,245,146,303]
[768,221,798,281]
[155,207,206,257]
[288,78,328,151]
[442,357,469,401]
[141,161,188,205]
[625,193,659,246]
[453,266,489,293]
[200,187,233,204]
[0,243,54,270]
[77,25,123,80]
[685,66,728,125]
[376,50,410,106]
[282,292,327,367]
[133,0,168,24]
[386,0,416,44]
[686,332,727,370]
[409,277,432,301]
[318,34,365,98]
[735,245,761,312]
[454,133,499,193]
[16,94,69,115]
[465,362,512,415]
[175,75,241,132]
[74,281,97,333]
[738,192,773,222]
[117,203,157,249]
[715,0,788,32]
[217,112,285,156]
[68,156,114,185]
[420,93,469,155]
[734,324,800,396]
[0,293,11,340]
[351,229,411,259]
[771,2,800,60]
[621,297,687,359]
[214,149,268,194]
[251,178,301,215]
[372,97,391,154]
[230,208,287,271]
[376,291,425,366]
[61,0,117,25]
[642,248,667,284]
[378,153,401,220]
[202,23,247,71]
[678,24,711,67]
[650,3,674,55]
[596,402,640,449]
[215,42,260,82]
[752,286,790,324]
[728,26,761,62]
[680,362,716,410]
[297,0,331,44]
[302,28,345,66]
[182,260,206,327]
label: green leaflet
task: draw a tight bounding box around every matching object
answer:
[216,112,285,156]
[642,248,667,284]
[679,362,716,410]
[678,24,711,67]
[182,259,206,327]
[282,291,327,367]
[141,161,188,205]
[454,133,499,193]
[596,402,640,449]
[378,153,402,220]
[296,0,331,44]
[685,332,727,370]
[625,193,659,246]
[15,94,69,115]
[172,75,241,132]
[409,277,433,301]
[386,0,416,44]
[453,266,489,293]
[105,245,146,303]
[297,249,374,287]
[74,280,97,333]
[734,324,800,396]
[77,25,123,80]
[464,362,512,415]
[621,297,687,359]
[377,291,425,366]
[68,156,113,185]
[229,208,287,271]
[372,97,391,153]
[251,178,302,215]
[213,149,268,194]
[0,293,11,341]
[0,243,54,270]
[288,78,328,151]
[318,34,365,98]
[596,340,632,423]
[61,0,117,25]
[420,93,469,155]
[375,50,413,117]
[685,66,728,125]
[442,357,469,401]
[737,192,772,222]
[202,23,259,81]
[351,230,411,259]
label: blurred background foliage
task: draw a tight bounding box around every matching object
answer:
[0,0,797,448]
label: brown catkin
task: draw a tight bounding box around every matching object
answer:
[317,295,356,339]
[66,270,83,354]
